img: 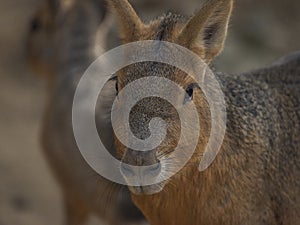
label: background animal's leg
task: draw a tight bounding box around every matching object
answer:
[64,193,89,225]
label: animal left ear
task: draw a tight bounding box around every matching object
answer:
[107,0,146,43]
[177,0,233,63]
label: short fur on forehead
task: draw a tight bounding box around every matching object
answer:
[154,12,187,41]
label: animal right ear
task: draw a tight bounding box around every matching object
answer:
[107,0,145,43]
[178,0,233,63]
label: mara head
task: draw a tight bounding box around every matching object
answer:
[109,0,233,195]
[26,0,63,78]
[26,0,107,80]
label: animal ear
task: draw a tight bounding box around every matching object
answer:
[177,0,233,63]
[108,0,145,43]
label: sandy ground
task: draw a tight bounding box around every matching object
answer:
[0,0,299,225]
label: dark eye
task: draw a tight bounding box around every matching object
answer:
[186,86,193,98]
[30,18,41,32]
[108,75,118,95]
[115,80,119,95]
[184,83,199,104]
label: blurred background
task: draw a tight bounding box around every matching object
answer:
[0,0,299,224]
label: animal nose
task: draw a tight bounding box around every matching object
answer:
[120,161,161,179]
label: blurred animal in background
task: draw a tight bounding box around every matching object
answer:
[27,0,147,224]
[107,0,300,224]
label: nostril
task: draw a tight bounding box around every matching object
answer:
[147,162,161,176]
[120,163,135,177]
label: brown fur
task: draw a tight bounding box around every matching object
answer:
[110,0,300,224]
